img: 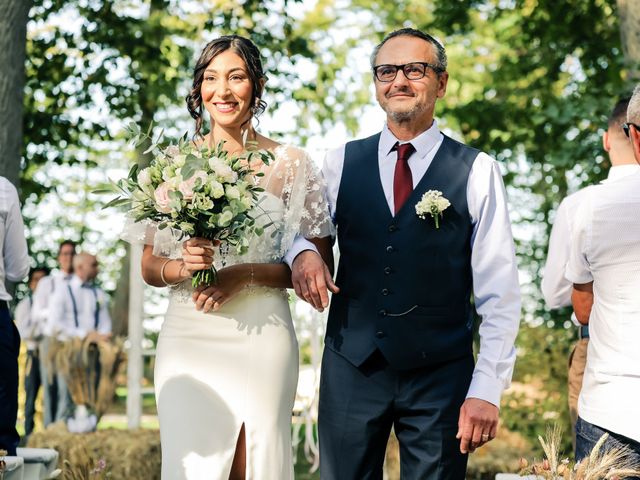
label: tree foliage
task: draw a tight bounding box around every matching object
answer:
[16,0,634,453]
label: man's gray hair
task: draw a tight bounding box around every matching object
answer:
[628,84,640,124]
[370,28,447,72]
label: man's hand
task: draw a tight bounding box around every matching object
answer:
[456,398,499,454]
[291,250,339,312]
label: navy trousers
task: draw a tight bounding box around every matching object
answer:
[24,348,41,436]
[0,301,20,455]
[319,347,473,480]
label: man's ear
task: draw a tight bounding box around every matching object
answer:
[602,130,611,152]
[630,126,640,165]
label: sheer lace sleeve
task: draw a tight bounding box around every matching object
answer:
[260,145,334,259]
[120,217,184,259]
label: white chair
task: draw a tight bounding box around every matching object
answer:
[1,456,24,480]
[15,448,58,480]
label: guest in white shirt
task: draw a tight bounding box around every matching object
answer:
[541,97,639,449]
[14,266,49,437]
[48,252,111,432]
[31,239,76,426]
[567,83,640,465]
[0,176,30,456]
[48,252,112,342]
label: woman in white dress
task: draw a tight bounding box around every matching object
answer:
[127,36,334,479]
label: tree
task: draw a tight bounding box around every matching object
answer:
[617,0,640,76]
[0,0,32,187]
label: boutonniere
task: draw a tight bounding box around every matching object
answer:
[415,190,450,229]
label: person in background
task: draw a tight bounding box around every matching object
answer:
[541,97,638,450]
[567,83,640,466]
[0,176,30,456]
[48,252,111,432]
[48,252,112,343]
[14,266,50,438]
[31,239,76,426]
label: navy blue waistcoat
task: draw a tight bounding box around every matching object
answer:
[326,132,478,370]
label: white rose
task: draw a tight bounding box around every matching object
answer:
[209,157,237,183]
[225,185,241,200]
[173,154,187,168]
[137,167,152,187]
[165,145,180,156]
[217,210,233,227]
[240,193,253,210]
[210,181,224,199]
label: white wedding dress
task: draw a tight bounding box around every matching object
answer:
[122,145,333,479]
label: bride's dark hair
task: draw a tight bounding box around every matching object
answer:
[186,35,268,139]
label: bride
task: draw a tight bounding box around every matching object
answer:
[125,35,334,479]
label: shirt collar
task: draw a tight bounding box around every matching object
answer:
[380,120,442,157]
[70,275,85,288]
[605,164,640,182]
[53,270,73,281]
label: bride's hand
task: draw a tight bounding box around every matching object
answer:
[181,238,218,276]
[192,265,250,313]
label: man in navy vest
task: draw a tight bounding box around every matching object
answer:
[289,28,521,479]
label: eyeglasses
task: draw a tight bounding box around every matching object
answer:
[622,122,640,138]
[373,62,444,83]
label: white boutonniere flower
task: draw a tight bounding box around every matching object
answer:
[415,190,450,229]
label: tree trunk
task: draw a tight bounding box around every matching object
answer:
[0,0,31,187]
[617,0,640,79]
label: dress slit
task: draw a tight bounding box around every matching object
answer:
[228,423,247,480]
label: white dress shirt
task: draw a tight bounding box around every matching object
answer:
[541,165,640,311]
[15,296,39,350]
[47,274,112,340]
[32,270,74,337]
[0,177,30,300]
[565,171,640,442]
[290,121,521,407]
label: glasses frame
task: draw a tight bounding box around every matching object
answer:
[622,122,640,138]
[372,62,445,83]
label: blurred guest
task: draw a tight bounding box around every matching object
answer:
[48,252,111,432]
[14,266,50,437]
[567,84,640,465]
[0,176,30,456]
[541,97,638,449]
[32,239,76,426]
[49,252,112,342]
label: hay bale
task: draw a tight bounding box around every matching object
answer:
[27,424,161,479]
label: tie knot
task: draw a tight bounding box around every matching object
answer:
[81,283,94,289]
[394,142,416,162]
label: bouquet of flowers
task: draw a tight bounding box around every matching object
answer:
[100,123,273,287]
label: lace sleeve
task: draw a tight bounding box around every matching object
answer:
[265,145,335,259]
[120,216,184,259]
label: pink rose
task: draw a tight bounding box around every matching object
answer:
[178,171,208,200]
[154,182,173,213]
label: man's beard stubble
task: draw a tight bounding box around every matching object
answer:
[384,91,429,124]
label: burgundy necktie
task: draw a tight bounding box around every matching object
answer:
[392,142,416,214]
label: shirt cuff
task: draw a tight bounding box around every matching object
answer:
[466,371,505,408]
[570,312,581,327]
[283,237,319,269]
[565,267,593,285]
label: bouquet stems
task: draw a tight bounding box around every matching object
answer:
[192,265,217,287]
